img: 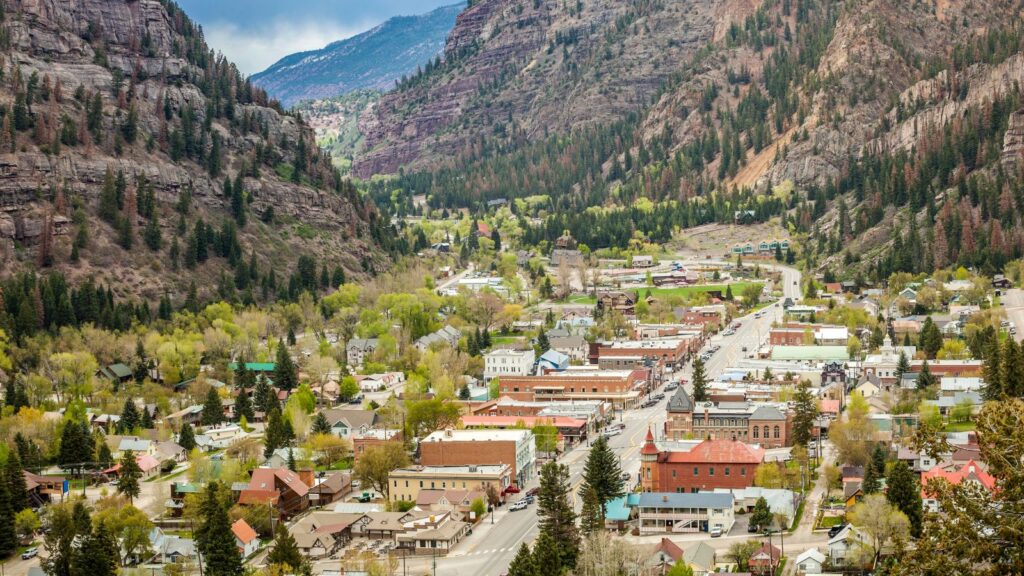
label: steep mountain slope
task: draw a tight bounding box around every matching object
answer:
[0,0,394,302]
[362,0,1024,280]
[251,3,464,108]
[353,0,756,177]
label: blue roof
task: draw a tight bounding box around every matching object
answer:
[636,492,733,509]
[605,496,632,521]
[538,349,569,367]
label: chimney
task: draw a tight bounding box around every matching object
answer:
[298,469,315,488]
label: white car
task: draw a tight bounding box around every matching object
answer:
[603,428,622,438]
[509,500,528,511]
[22,548,38,560]
[709,526,723,538]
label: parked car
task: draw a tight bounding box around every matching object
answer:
[22,548,38,560]
[710,526,723,538]
[664,382,679,391]
[603,428,622,438]
[621,472,632,481]
[526,487,540,497]
[828,524,847,538]
[653,393,665,401]
[509,500,528,512]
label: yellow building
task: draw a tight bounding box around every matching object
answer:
[388,465,513,503]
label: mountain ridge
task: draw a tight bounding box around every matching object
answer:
[251,2,464,108]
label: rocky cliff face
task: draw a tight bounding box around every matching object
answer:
[251,2,463,108]
[0,0,379,300]
[354,0,736,177]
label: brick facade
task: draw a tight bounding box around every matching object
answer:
[640,434,764,493]
[498,370,647,409]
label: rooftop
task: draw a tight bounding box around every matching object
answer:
[635,492,733,509]
[421,429,532,443]
[390,464,510,477]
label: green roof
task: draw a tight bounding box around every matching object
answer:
[771,346,849,361]
[605,496,633,521]
[173,482,200,493]
[228,362,276,372]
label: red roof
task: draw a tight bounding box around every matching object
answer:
[659,439,764,464]
[921,460,996,497]
[248,467,310,497]
[231,518,259,545]
[641,428,659,456]
[238,489,280,505]
[476,221,491,236]
[820,399,840,414]
[655,537,684,562]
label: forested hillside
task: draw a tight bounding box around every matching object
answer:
[0,0,404,309]
[360,0,1024,281]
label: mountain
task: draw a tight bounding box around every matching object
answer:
[0,0,397,303]
[357,0,1024,280]
[251,3,464,108]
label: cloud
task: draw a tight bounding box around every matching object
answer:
[204,19,372,75]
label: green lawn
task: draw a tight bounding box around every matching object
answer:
[818,514,844,528]
[568,282,764,305]
[943,421,976,432]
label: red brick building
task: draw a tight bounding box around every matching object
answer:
[498,369,648,409]
[769,327,809,346]
[640,432,765,493]
[596,338,698,371]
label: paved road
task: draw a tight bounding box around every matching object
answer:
[1003,288,1024,342]
[394,263,804,575]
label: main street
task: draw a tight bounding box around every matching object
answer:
[392,263,804,575]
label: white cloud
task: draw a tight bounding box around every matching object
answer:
[204,19,373,75]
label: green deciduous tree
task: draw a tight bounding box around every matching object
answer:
[353,442,409,502]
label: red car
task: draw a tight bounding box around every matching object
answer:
[525,487,540,497]
[504,485,521,494]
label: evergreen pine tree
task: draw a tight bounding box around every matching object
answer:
[96,441,113,469]
[268,523,306,572]
[310,412,331,436]
[861,460,881,494]
[579,484,605,535]
[895,351,911,383]
[750,496,773,531]
[870,443,887,477]
[581,435,624,510]
[507,542,538,576]
[983,338,1003,400]
[202,387,223,426]
[116,450,142,504]
[265,408,286,459]
[916,360,935,390]
[255,376,277,414]
[178,422,196,451]
[195,483,244,576]
[235,390,254,423]
[886,460,923,537]
[791,380,818,447]
[6,452,29,513]
[532,530,563,575]
[537,332,550,355]
[119,398,140,433]
[287,447,296,472]
[73,523,119,576]
[273,339,298,392]
[141,406,154,429]
[536,461,580,569]
[691,357,709,402]
[0,467,16,557]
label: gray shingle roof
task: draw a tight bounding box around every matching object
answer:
[667,387,693,413]
[749,405,786,421]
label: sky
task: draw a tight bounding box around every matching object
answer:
[177,0,457,75]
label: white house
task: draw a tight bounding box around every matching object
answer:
[634,492,735,534]
[939,377,983,397]
[200,425,246,449]
[827,524,866,566]
[549,335,588,363]
[795,548,826,575]
[484,349,536,381]
[231,519,260,558]
[356,372,405,392]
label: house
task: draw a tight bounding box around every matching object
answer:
[633,255,655,268]
[320,408,380,439]
[23,471,67,505]
[795,548,826,575]
[596,291,639,315]
[355,372,405,393]
[854,378,880,399]
[749,543,782,574]
[712,487,800,520]
[415,489,487,522]
[394,511,472,555]
[294,532,336,558]
[116,437,155,458]
[683,542,717,576]
[231,519,260,558]
[644,537,684,572]
[898,287,918,303]
[920,460,996,512]
[537,349,570,373]
[153,441,187,464]
[993,274,1012,289]
[634,492,735,534]
[148,528,197,565]
[346,338,379,368]
[549,335,588,363]
[97,363,133,383]
[415,326,463,352]
[201,424,247,449]
[103,453,161,479]
[827,524,863,566]
[239,467,311,518]
[483,348,536,381]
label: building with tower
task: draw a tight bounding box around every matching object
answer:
[641,430,765,493]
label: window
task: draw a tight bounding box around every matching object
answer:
[774,426,780,439]
[753,427,759,438]
[672,470,677,478]
[709,467,715,476]
[741,467,746,476]
[693,467,699,476]
[725,467,730,476]
[763,425,769,438]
